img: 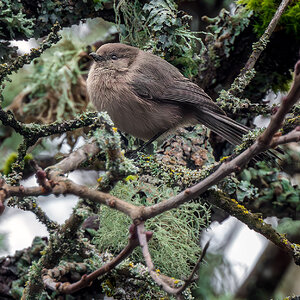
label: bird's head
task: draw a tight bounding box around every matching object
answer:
[89,43,139,71]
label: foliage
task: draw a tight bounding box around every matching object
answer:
[238,0,300,37]
[0,0,114,65]
[21,41,88,122]
[115,0,205,77]
[0,0,34,39]
[9,237,47,299]
[277,218,300,237]
[234,127,265,154]
[197,5,254,95]
[94,179,211,278]
[203,7,253,63]
[235,160,300,216]
[93,0,112,11]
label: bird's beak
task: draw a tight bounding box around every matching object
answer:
[89,52,105,62]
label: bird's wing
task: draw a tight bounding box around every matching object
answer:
[130,69,250,145]
[130,70,225,115]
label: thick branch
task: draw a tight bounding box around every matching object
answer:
[2,178,137,219]
[48,142,100,174]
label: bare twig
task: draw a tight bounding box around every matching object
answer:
[137,222,178,295]
[137,223,210,298]
[270,126,300,147]
[176,240,210,294]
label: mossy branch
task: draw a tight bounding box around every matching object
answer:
[0,22,61,85]
[216,0,292,112]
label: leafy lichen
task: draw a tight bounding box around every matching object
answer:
[0,0,34,39]
[115,0,205,78]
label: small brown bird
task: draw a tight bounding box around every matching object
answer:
[87,43,249,148]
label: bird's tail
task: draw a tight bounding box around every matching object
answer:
[196,109,281,163]
[196,109,249,146]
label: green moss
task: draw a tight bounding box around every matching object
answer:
[2,152,33,175]
[238,0,300,37]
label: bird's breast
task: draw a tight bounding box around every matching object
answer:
[87,69,185,140]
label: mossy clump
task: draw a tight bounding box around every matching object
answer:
[93,179,211,278]
[238,0,300,37]
[2,152,33,175]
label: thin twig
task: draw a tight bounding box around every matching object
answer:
[137,222,178,295]
[242,0,291,75]
[270,126,300,147]
[137,223,210,298]
[176,240,210,294]
[43,224,141,294]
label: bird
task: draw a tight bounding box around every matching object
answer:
[86,43,256,153]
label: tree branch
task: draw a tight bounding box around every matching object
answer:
[137,222,178,295]
[43,224,141,294]
[242,0,291,75]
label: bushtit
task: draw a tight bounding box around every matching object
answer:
[87,43,249,148]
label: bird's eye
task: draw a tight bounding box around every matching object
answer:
[111,54,118,60]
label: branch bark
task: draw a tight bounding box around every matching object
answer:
[43,224,141,294]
